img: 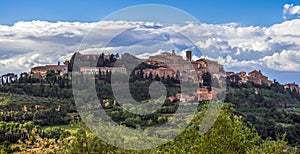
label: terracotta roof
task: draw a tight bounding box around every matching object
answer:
[248,70,260,74]
[31,65,65,71]
[285,83,299,87]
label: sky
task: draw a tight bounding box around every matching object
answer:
[0,0,299,26]
[1,0,300,84]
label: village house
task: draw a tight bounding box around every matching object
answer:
[175,93,195,103]
[238,71,248,83]
[79,67,127,75]
[167,96,177,102]
[30,61,69,78]
[170,87,218,103]
[284,82,300,94]
[226,70,272,86]
[138,67,176,79]
[248,70,272,86]
[196,88,213,101]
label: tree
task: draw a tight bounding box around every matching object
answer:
[28,75,33,85]
[98,68,102,80]
[161,76,166,83]
[58,76,65,89]
[129,71,137,82]
[5,73,17,84]
[1,74,8,85]
[138,69,144,80]
[109,54,117,66]
[155,74,160,81]
[39,80,45,96]
[115,53,120,59]
[97,53,105,67]
[46,70,57,88]
[103,70,112,83]
[176,70,180,80]
[202,72,212,90]
[148,72,153,80]
[19,72,29,84]
[166,75,172,86]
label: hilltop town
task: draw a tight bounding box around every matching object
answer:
[27,50,226,103]
[226,70,300,95]
[1,50,300,101]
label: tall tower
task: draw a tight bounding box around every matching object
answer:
[172,50,176,55]
[186,50,192,61]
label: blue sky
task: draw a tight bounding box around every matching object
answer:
[0,0,299,26]
[1,1,300,84]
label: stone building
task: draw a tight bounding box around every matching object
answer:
[30,61,69,78]
[175,93,195,103]
[226,70,272,86]
[284,82,300,94]
[238,71,248,83]
[138,67,176,79]
[147,50,196,81]
[196,88,213,101]
[145,50,224,84]
[195,88,219,102]
[80,67,126,75]
[73,52,111,61]
[248,70,272,86]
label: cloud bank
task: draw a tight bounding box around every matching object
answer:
[1,19,300,82]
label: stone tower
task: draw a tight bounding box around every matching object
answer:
[186,50,192,61]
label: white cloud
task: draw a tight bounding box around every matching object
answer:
[260,50,300,71]
[136,49,172,59]
[283,4,300,20]
[0,20,157,75]
[1,19,300,75]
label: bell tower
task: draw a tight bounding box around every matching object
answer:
[186,50,192,61]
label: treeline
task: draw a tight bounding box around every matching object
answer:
[0,71,73,99]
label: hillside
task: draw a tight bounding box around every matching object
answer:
[225,80,300,146]
[0,53,300,152]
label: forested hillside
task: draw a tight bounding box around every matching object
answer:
[226,79,300,146]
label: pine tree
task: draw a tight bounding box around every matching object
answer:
[155,74,160,81]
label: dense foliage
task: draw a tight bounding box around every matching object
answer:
[225,80,300,146]
[3,104,296,153]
